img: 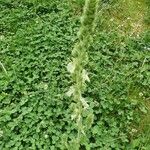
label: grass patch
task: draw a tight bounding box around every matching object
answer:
[0,0,149,149]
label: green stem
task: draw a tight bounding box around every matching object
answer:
[67,0,99,149]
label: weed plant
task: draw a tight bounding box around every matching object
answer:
[0,0,149,149]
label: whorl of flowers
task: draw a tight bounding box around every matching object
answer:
[66,0,99,146]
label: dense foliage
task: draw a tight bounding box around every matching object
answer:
[0,0,149,149]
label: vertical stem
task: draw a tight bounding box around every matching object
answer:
[67,0,99,149]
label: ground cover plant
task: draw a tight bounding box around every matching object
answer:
[0,0,150,149]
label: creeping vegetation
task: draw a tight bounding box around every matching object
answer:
[0,0,149,149]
